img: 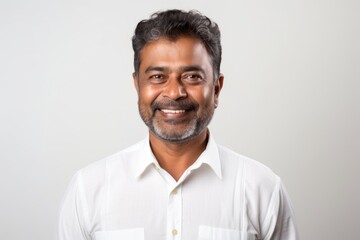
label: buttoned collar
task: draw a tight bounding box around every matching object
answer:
[132,132,222,180]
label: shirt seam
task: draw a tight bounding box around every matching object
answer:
[76,171,91,240]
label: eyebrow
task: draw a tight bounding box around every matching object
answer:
[144,66,168,73]
[144,65,206,75]
[180,66,206,75]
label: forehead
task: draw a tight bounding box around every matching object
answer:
[139,37,213,72]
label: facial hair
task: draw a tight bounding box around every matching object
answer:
[138,98,214,142]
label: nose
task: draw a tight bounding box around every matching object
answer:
[162,78,187,100]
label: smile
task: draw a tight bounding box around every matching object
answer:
[160,109,186,114]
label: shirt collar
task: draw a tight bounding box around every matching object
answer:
[132,132,222,180]
[132,136,158,179]
[196,133,222,179]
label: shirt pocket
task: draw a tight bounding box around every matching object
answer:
[94,228,144,240]
[198,225,257,240]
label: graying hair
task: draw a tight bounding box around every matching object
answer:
[132,9,222,80]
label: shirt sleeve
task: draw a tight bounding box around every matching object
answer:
[262,179,299,240]
[57,172,91,240]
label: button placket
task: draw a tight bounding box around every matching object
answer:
[167,185,182,239]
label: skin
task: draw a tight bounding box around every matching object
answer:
[133,37,224,181]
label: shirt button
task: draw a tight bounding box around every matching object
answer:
[172,229,178,236]
[172,188,178,195]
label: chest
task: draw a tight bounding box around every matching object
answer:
[90,170,258,240]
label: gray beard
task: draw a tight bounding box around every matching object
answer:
[151,117,198,142]
[138,99,215,143]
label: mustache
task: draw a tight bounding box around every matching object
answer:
[151,99,198,111]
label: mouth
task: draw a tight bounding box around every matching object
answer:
[156,108,194,122]
[151,100,198,121]
[160,109,187,114]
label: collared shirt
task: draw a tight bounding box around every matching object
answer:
[57,134,299,240]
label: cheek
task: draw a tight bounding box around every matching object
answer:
[190,86,214,106]
[139,86,162,104]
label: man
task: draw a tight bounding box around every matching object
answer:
[57,9,299,240]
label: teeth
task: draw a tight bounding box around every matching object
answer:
[161,109,186,114]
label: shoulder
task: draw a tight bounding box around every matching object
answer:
[217,145,291,234]
[218,145,280,193]
[75,139,145,186]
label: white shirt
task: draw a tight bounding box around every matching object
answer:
[57,134,299,240]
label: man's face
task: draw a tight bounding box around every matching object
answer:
[133,37,223,142]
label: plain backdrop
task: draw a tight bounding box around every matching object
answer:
[1,0,359,239]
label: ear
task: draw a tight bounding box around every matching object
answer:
[214,73,224,108]
[133,72,139,94]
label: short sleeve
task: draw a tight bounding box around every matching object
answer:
[262,179,299,240]
[57,172,90,240]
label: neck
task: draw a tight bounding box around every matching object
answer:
[149,130,209,181]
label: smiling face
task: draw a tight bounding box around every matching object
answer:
[134,37,223,143]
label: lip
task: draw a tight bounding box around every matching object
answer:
[160,109,186,114]
[157,108,193,120]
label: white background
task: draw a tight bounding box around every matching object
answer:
[1,0,359,239]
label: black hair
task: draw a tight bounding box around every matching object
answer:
[132,9,222,79]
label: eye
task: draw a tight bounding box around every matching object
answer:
[149,74,167,83]
[150,74,163,79]
[183,73,204,84]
